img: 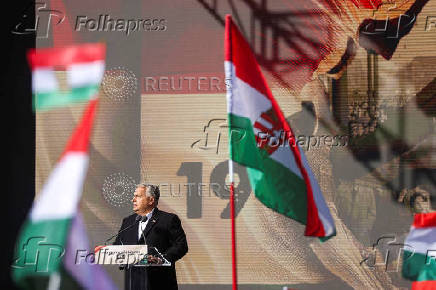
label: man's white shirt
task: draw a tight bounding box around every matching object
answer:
[138,208,155,240]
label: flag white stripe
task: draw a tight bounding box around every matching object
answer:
[256,117,274,130]
[405,227,436,255]
[225,61,271,123]
[64,213,117,290]
[226,61,304,179]
[30,153,89,221]
[67,60,105,88]
[270,146,303,179]
[33,61,104,94]
[32,68,59,93]
[298,146,335,236]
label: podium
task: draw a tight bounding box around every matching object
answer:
[94,245,171,266]
[95,245,171,290]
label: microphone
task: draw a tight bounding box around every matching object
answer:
[104,215,143,245]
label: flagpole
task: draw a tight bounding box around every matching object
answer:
[225,14,238,290]
[229,160,237,290]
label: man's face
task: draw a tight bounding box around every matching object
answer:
[132,186,155,214]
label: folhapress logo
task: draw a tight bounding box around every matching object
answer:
[12,237,65,273]
[12,1,65,38]
[75,15,167,35]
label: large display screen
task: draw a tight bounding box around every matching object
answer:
[33,0,435,288]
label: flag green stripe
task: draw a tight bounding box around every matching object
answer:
[33,85,99,111]
[12,218,71,286]
[228,113,307,223]
[403,250,436,282]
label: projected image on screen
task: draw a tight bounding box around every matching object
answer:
[34,0,435,289]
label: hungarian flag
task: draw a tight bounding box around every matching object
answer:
[28,43,105,111]
[63,212,116,290]
[12,43,114,287]
[402,212,436,289]
[225,15,335,239]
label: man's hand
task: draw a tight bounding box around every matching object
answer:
[146,255,163,264]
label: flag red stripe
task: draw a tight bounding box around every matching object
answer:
[412,280,436,290]
[413,212,436,228]
[350,0,382,9]
[269,98,325,237]
[253,122,275,137]
[225,16,270,99]
[225,16,325,237]
[28,43,105,69]
[225,15,233,66]
[61,99,98,158]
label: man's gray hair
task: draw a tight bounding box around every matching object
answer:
[137,183,160,205]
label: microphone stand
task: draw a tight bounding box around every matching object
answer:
[140,216,148,290]
[104,214,142,290]
[104,215,142,245]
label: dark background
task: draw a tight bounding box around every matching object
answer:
[4,1,35,288]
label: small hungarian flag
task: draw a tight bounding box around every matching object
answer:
[225,15,335,239]
[11,99,112,289]
[28,43,105,111]
[402,212,436,289]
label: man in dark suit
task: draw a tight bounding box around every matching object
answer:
[114,184,188,290]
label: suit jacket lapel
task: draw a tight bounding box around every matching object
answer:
[131,216,140,244]
[143,208,160,239]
